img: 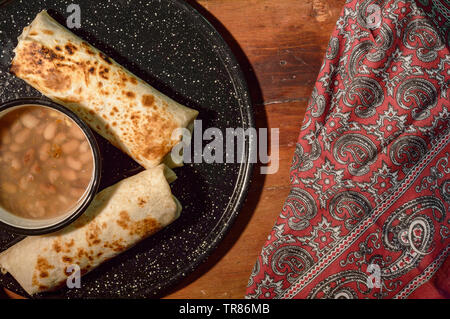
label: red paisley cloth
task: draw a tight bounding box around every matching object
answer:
[246,0,450,299]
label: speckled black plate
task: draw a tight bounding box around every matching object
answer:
[0,0,253,298]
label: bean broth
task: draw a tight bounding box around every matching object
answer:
[0,105,94,219]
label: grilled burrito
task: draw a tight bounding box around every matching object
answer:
[10,10,198,169]
[0,164,181,296]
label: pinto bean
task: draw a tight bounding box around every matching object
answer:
[39,142,51,161]
[10,121,22,134]
[11,158,22,171]
[0,131,11,145]
[21,113,39,129]
[9,143,23,152]
[79,141,90,153]
[66,156,82,171]
[79,151,93,164]
[62,169,77,181]
[14,129,31,144]
[43,122,57,140]
[62,139,80,153]
[54,132,66,144]
[48,170,60,184]
[70,187,85,199]
[31,201,46,218]
[70,125,85,140]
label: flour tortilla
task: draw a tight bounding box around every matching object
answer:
[0,165,181,296]
[10,10,198,169]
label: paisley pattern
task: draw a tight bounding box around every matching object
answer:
[283,188,317,231]
[343,77,384,118]
[382,196,446,279]
[307,270,371,299]
[333,133,378,176]
[396,78,437,120]
[389,135,429,173]
[329,191,372,231]
[247,0,450,299]
[403,18,445,63]
[271,246,314,283]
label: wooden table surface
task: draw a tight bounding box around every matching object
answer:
[3,0,345,299]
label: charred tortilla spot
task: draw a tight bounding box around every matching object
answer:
[85,222,102,247]
[38,46,61,61]
[65,239,75,248]
[99,52,113,64]
[103,239,126,252]
[30,31,38,36]
[62,256,73,263]
[42,29,54,35]
[53,241,62,253]
[81,41,95,55]
[124,91,136,99]
[65,43,77,55]
[34,256,55,285]
[142,95,155,107]
[55,45,62,51]
[116,210,131,229]
[77,248,85,258]
[137,197,147,207]
[129,77,138,85]
[88,66,95,74]
[130,217,161,237]
[99,66,110,80]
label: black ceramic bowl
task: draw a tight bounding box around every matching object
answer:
[0,98,101,235]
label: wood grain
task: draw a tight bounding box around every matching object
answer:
[3,0,345,299]
[187,0,344,106]
[164,0,344,299]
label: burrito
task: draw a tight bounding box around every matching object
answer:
[10,10,198,169]
[0,164,181,296]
